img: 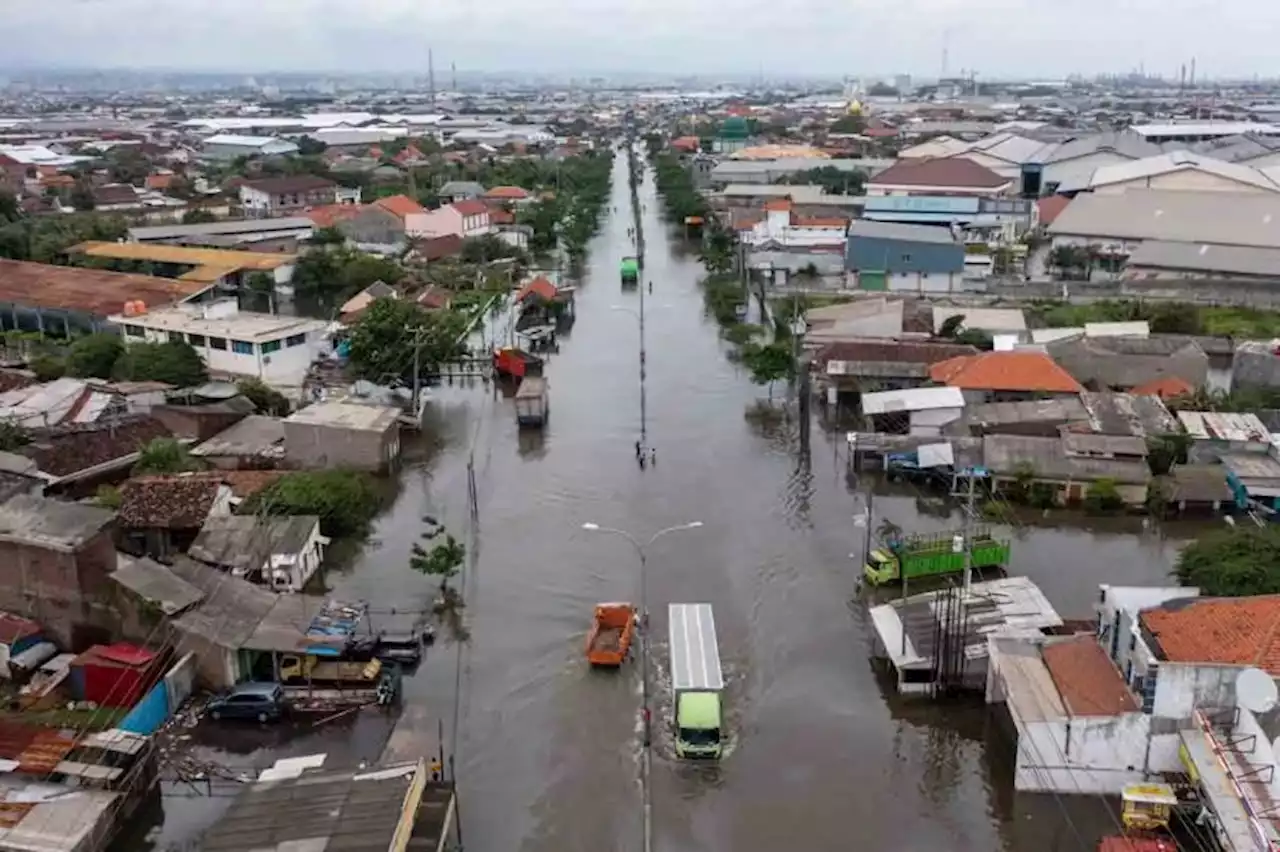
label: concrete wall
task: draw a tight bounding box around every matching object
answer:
[283,421,399,471]
[1016,714,1151,793]
[0,529,119,649]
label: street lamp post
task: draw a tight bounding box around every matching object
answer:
[611,305,666,449]
[580,520,703,852]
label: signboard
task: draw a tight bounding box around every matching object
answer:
[1178,742,1199,783]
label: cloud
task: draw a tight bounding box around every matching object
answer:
[1,0,1277,77]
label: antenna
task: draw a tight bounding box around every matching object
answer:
[940,29,951,80]
[1236,667,1278,714]
[428,48,436,105]
[451,62,457,92]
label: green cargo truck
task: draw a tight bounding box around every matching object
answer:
[620,256,639,285]
[864,528,1011,586]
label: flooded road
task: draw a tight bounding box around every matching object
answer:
[320,149,1194,852]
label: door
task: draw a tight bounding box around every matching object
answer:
[859,270,887,291]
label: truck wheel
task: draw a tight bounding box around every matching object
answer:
[257,712,268,723]
[210,710,221,721]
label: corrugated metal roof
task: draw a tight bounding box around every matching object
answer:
[860,386,964,414]
[72,240,295,270]
[1177,410,1270,442]
[1127,240,1280,276]
[1048,189,1280,248]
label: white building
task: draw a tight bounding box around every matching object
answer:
[408,200,492,239]
[741,199,847,249]
[201,134,300,161]
[110,300,330,387]
[859,386,964,436]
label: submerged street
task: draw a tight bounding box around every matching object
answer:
[261,148,1193,852]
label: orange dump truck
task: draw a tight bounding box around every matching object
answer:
[586,603,636,667]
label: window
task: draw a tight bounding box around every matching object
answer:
[231,340,254,355]
[188,333,206,347]
[261,339,281,355]
[208,336,227,351]
[900,254,912,263]
[286,333,307,348]
[124,324,144,338]
[168,332,184,343]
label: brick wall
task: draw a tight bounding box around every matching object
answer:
[0,528,121,649]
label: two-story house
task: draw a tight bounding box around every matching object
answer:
[408,199,492,240]
[240,175,340,217]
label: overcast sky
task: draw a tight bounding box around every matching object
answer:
[3,0,1278,79]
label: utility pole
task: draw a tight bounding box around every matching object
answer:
[411,326,424,421]
[428,48,436,107]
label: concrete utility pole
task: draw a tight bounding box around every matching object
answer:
[580,521,703,852]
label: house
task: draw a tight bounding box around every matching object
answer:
[417,286,453,311]
[1176,410,1271,463]
[128,217,315,248]
[1057,151,1280,196]
[1030,130,1166,195]
[412,233,464,262]
[483,185,531,205]
[240,175,339,218]
[983,433,1152,505]
[930,351,1084,402]
[0,259,212,332]
[117,474,234,561]
[816,340,981,412]
[189,514,326,593]
[956,397,1090,437]
[201,135,299,161]
[337,280,398,324]
[1046,336,1209,392]
[24,415,173,491]
[68,643,165,707]
[111,300,330,388]
[802,298,905,342]
[71,241,297,293]
[438,181,485,203]
[845,220,965,293]
[865,157,1014,198]
[1047,189,1280,256]
[0,494,116,648]
[861,195,1034,242]
[410,199,492,239]
[283,401,401,471]
[860,386,965,436]
[740,199,848,251]
[92,183,140,211]
[986,633,1143,793]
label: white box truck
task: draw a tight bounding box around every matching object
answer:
[668,603,724,759]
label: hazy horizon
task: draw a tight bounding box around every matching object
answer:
[3,0,1278,80]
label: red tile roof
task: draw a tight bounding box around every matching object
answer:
[764,199,792,212]
[1037,195,1072,226]
[305,204,362,228]
[118,474,223,529]
[870,156,1010,189]
[483,185,529,200]
[453,199,489,216]
[930,351,1084,393]
[1130,375,1194,400]
[373,194,427,219]
[815,340,979,369]
[1142,597,1280,675]
[241,175,336,195]
[793,215,848,228]
[515,276,557,303]
[489,209,515,225]
[671,136,701,153]
[417,286,452,310]
[1042,636,1139,716]
[414,234,463,262]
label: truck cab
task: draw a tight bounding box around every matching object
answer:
[675,691,722,758]
[669,603,725,760]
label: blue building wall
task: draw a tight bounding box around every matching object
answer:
[846,235,965,275]
[118,681,169,735]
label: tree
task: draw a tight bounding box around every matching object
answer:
[1147,433,1192,475]
[113,340,207,387]
[296,135,327,156]
[829,114,867,134]
[133,438,203,475]
[245,470,383,537]
[1175,526,1280,596]
[1083,478,1124,513]
[237,377,291,416]
[346,298,468,383]
[0,422,31,452]
[0,191,18,223]
[740,342,795,401]
[410,529,465,591]
[182,208,216,224]
[30,355,66,382]
[938,314,966,339]
[69,183,95,212]
[67,333,124,379]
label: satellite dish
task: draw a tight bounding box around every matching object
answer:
[1236,667,1279,714]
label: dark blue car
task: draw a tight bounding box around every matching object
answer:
[207,682,286,723]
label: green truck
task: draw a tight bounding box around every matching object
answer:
[620,256,639,285]
[864,528,1011,586]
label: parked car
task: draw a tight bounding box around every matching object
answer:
[207,682,287,723]
[346,628,433,668]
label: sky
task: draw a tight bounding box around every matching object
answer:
[4,0,1280,79]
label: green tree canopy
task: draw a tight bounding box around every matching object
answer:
[410,530,465,590]
[133,438,204,475]
[346,298,468,383]
[237,377,291,416]
[292,246,404,313]
[1175,526,1280,596]
[182,208,217,224]
[244,469,383,537]
[740,341,795,400]
[67,333,124,379]
[113,340,208,387]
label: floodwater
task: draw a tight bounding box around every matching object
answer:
[137,148,1207,850]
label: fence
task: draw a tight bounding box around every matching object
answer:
[118,651,196,736]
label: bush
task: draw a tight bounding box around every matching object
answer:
[67,333,124,379]
[30,355,65,382]
[245,470,383,537]
[114,340,207,387]
[1084,478,1125,513]
[1175,526,1280,596]
[237,378,291,416]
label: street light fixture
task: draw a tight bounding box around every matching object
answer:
[579,520,702,852]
